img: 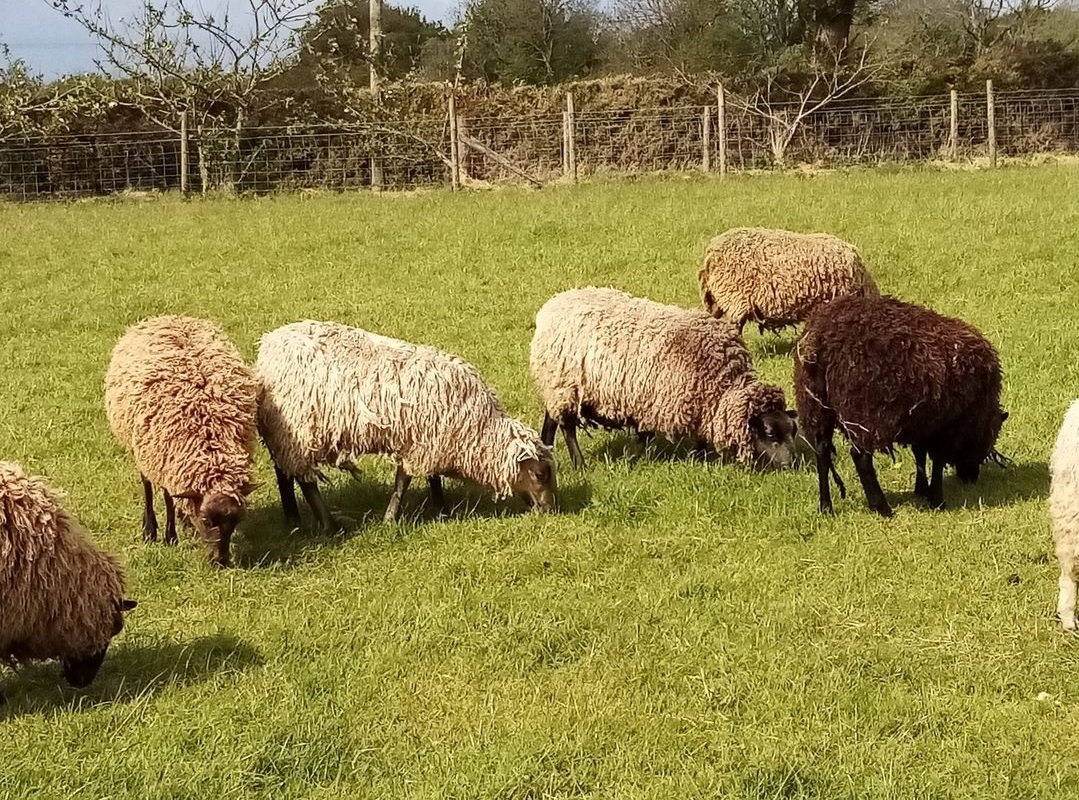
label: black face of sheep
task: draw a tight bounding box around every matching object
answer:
[749,410,798,471]
[60,598,137,688]
[514,457,557,512]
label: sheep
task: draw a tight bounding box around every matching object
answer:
[1050,400,1079,630]
[255,320,557,529]
[794,294,1008,517]
[105,315,259,567]
[529,287,798,470]
[0,462,136,689]
[699,227,878,334]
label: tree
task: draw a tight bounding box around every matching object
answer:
[0,43,104,141]
[44,0,319,189]
[297,1,448,82]
[462,0,602,84]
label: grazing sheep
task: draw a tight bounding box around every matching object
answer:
[0,462,136,689]
[699,227,878,334]
[105,315,259,567]
[794,295,1007,517]
[530,287,798,470]
[1050,400,1079,630]
[256,321,556,529]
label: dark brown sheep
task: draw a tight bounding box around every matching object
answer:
[794,295,1007,517]
[0,462,136,690]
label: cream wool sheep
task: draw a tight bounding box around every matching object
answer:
[256,321,556,529]
[1051,400,1079,630]
[530,287,798,469]
[105,315,259,567]
[699,227,878,333]
[0,462,136,689]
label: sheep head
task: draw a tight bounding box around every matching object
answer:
[513,456,557,513]
[174,484,257,567]
[61,598,137,688]
[749,408,799,471]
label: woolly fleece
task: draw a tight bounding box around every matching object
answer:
[104,315,259,516]
[0,462,126,665]
[1051,400,1079,629]
[530,287,788,463]
[256,321,552,497]
[699,227,878,331]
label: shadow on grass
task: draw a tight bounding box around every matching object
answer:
[0,633,262,719]
[234,472,593,569]
[588,432,723,466]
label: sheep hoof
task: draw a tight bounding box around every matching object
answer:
[870,503,894,518]
[1062,616,1077,632]
[818,501,834,515]
[141,527,158,543]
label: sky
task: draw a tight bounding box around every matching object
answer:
[1,0,459,77]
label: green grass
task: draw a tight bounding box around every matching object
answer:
[2,165,1079,798]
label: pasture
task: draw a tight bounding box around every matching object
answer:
[1,164,1078,798]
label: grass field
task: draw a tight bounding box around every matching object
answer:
[2,165,1079,798]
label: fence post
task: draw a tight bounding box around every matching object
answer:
[948,89,958,162]
[565,91,577,183]
[456,113,470,183]
[702,105,712,172]
[986,79,997,168]
[179,108,189,195]
[448,90,460,191]
[717,84,727,177]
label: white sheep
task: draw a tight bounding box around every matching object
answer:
[256,320,557,528]
[1051,400,1079,630]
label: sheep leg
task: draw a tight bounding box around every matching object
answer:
[298,479,341,534]
[927,456,946,510]
[384,464,413,522]
[141,475,158,542]
[274,466,301,529]
[540,412,558,447]
[428,475,448,518]
[562,419,585,470]
[851,448,893,518]
[816,438,834,514]
[1058,557,1077,631]
[913,444,930,499]
[162,489,178,545]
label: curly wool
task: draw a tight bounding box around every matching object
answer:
[256,321,551,498]
[1050,400,1079,628]
[793,295,1003,462]
[699,227,878,331]
[0,462,126,665]
[104,315,259,514]
[530,287,788,463]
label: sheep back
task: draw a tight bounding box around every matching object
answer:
[104,315,259,509]
[530,287,788,462]
[0,462,126,665]
[700,227,878,329]
[794,294,1003,463]
[257,321,549,497]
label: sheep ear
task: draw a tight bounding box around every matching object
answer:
[172,490,202,502]
[787,409,798,419]
[1001,411,1009,422]
[122,599,138,612]
[240,482,260,496]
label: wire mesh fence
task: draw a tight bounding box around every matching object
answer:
[2,87,1079,200]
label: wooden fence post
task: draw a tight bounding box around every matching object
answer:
[179,108,189,195]
[986,79,997,168]
[448,90,460,191]
[949,89,958,162]
[456,113,470,183]
[717,84,727,177]
[565,91,577,183]
[702,105,712,172]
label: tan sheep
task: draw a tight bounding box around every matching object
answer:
[105,315,259,567]
[256,321,556,529]
[530,287,798,469]
[0,461,136,689]
[699,227,878,334]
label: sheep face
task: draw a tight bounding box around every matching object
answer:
[60,598,136,688]
[513,457,557,512]
[749,410,798,471]
[175,492,247,567]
